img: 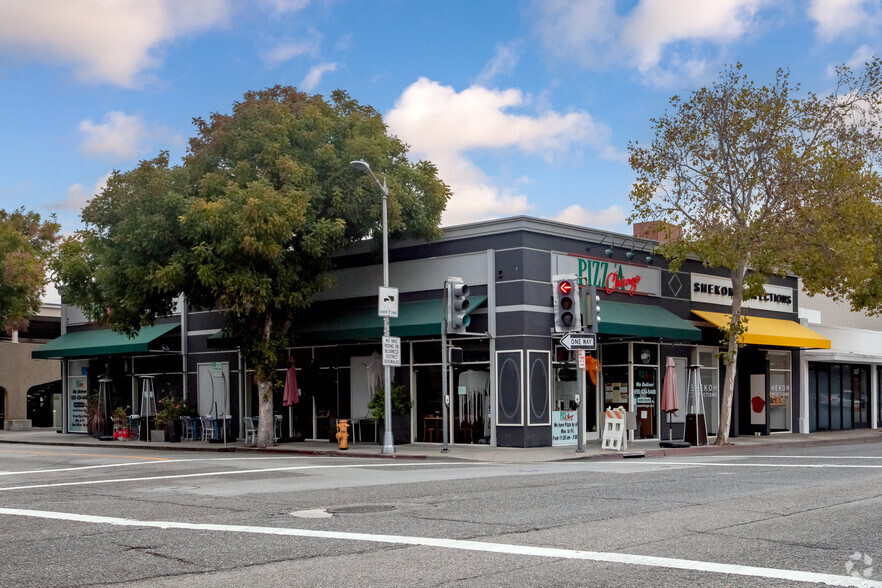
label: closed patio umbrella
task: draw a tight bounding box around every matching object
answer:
[283,356,299,407]
[661,357,679,440]
[282,356,299,439]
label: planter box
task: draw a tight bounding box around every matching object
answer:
[150,429,166,442]
[165,420,182,443]
[391,415,411,445]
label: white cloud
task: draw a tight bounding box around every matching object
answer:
[301,62,337,91]
[550,204,626,228]
[78,111,183,162]
[846,44,877,68]
[260,0,310,14]
[532,0,620,68]
[0,0,230,87]
[531,0,764,84]
[623,0,763,71]
[475,42,520,85]
[386,78,617,225]
[827,44,878,76]
[50,173,110,213]
[263,41,319,69]
[78,112,153,161]
[808,0,880,41]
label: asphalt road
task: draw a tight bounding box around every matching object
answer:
[1,443,881,587]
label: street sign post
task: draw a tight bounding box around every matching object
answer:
[559,332,597,351]
[382,336,401,367]
[378,286,399,318]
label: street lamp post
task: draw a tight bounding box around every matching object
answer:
[350,159,395,454]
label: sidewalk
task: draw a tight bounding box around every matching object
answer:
[1,427,880,463]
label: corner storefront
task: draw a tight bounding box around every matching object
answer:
[35,216,838,447]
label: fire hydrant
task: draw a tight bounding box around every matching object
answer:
[335,419,350,450]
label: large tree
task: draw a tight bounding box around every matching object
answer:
[0,208,59,334]
[55,86,449,447]
[629,60,882,445]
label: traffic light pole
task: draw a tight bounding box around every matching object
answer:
[576,354,584,453]
[440,280,449,452]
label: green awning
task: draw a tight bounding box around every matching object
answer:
[32,323,180,359]
[293,296,487,342]
[598,300,701,341]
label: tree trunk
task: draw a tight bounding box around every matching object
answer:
[256,378,274,448]
[255,313,276,449]
[715,260,748,445]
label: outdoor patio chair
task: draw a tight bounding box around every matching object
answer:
[180,416,194,441]
[243,417,257,445]
[200,416,215,441]
[274,414,283,440]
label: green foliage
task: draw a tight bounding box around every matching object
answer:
[368,382,413,421]
[53,85,449,447]
[154,395,193,428]
[628,58,882,443]
[111,405,129,425]
[0,208,60,333]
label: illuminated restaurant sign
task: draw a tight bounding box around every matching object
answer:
[552,253,661,297]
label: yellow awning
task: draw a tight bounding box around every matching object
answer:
[692,310,831,349]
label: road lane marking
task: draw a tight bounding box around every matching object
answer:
[0,455,338,477]
[743,455,882,459]
[0,462,477,491]
[0,507,877,588]
[650,461,882,469]
[0,449,172,461]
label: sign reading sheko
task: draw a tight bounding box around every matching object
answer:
[382,336,401,367]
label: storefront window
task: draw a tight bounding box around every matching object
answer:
[695,348,720,435]
[633,364,657,439]
[768,350,791,432]
[602,366,629,410]
[598,342,659,439]
[809,363,869,431]
[603,343,629,366]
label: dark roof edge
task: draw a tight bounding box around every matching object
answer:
[340,215,658,257]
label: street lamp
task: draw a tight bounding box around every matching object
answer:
[349,159,395,454]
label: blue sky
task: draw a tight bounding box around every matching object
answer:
[1,0,880,241]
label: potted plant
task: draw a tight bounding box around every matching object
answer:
[155,395,191,442]
[85,395,105,438]
[368,382,413,444]
[111,406,132,440]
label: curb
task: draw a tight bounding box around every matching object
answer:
[1,431,880,462]
[598,433,882,460]
[246,447,430,460]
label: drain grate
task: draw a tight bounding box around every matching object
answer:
[326,504,396,514]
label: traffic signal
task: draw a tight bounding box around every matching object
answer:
[553,274,581,332]
[584,285,601,333]
[446,277,470,334]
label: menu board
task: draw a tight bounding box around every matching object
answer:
[68,362,89,433]
[552,411,578,446]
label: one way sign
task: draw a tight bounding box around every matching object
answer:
[559,332,597,351]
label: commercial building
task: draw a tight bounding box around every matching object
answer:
[35,216,846,446]
[1,303,62,430]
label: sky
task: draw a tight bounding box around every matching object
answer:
[1,0,880,245]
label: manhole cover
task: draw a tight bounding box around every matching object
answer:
[327,505,396,514]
